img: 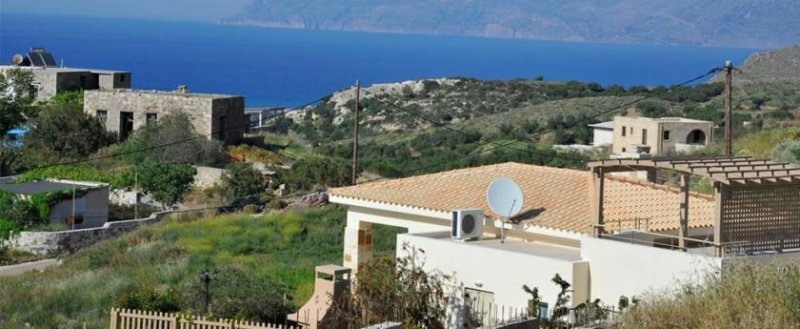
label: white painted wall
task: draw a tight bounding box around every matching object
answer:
[592,129,614,147]
[580,236,722,304]
[398,232,577,311]
[347,206,450,234]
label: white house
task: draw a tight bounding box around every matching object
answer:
[329,158,800,326]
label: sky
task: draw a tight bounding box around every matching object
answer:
[1,0,252,21]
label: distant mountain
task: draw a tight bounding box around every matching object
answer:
[225,0,800,48]
[732,45,800,83]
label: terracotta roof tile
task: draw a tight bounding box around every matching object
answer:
[329,162,715,234]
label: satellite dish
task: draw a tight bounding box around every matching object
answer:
[487,178,524,218]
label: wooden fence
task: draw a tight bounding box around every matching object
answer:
[109,308,299,329]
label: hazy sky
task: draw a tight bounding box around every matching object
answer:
[1,0,252,21]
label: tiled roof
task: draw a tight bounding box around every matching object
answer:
[604,176,715,233]
[329,162,715,234]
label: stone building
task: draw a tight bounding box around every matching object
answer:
[611,116,714,155]
[83,86,246,145]
[1,48,131,102]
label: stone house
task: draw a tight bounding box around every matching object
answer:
[83,86,246,145]
[1,48,131,102]
[0,178,110,230]
[611,116,714,155]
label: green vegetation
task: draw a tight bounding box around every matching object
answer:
[220,162,266,199]
[0,206,405,328]
[22,90,115,164]
[137,163,196,209]
[111,113,228,167]
[15,164,135,189]
[617,263,800,329]
[326,245,448,329]
[0,68,37,134]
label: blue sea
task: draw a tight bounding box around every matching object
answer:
[0,14,757,107]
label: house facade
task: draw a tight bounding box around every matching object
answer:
[2,48,131,102]
[611,116,714,155]
[83,87,246,144]
[329,160,800,326]
[0,178,110,229]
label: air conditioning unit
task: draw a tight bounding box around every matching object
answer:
[451,209,485,241]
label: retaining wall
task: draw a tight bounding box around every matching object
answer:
[10,211,170,255]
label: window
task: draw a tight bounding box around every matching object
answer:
[663,130,671,141]
[621,126,626,136]
[146,113,157,124]
[120,75,126,82]
[96,110,108,125]
[642,129,648,144]
[622,147,627,153]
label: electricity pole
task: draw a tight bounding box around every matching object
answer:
[724,60,733,156]
[352,80,361,186]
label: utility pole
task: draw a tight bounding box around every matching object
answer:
[724,60,733,156]
[134,171,138,219]
[71,184,76,230]
[351,79,361,186]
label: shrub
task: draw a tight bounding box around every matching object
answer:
[137,163,196,209]
[617,263,800,329]
[114,287,181,313]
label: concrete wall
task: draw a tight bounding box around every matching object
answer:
[10,211,170,255]
[84,89,245,144]
[98,72,131,90]
[579,236,722,304]
[48,186,109,229]
[398,232,577,312]
[591,128,613,147]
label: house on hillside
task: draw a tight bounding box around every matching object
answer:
[0,178,110,229]
[328,158,800,326]
[588,116,714,156]
[1,47,131,102]
[83,86,245,144]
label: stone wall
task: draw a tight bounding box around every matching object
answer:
[84,89,245,144]
[10,211,170,256]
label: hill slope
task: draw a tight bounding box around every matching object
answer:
[226,0,800,48]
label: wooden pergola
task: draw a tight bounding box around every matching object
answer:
[589,155,800,255]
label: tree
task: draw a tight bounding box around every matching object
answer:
[23,91,115,161]
[118,113,228,166]
[0,68,37,134]
[137,163,196,209]
[221,163,266,200]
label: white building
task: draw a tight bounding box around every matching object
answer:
[588,121,614,147]
[329,159,800,326]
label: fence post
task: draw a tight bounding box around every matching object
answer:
[171,313,179,329]
[109,308,118,329]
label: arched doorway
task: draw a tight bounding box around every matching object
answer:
[686,130,706,145]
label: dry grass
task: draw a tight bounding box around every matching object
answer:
[617,263,800,329]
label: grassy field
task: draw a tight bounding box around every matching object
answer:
[617,263,800,329]
[0,206,404,328]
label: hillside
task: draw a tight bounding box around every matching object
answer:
[733,45,800,83]
[0,207,403,328]
[225,0,800,48]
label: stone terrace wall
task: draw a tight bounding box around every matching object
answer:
[10,211,171,256]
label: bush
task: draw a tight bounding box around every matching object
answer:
[618,263,800,329]
[137,163,196,209]
[114,287,181,313]
[221,163,266,200]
